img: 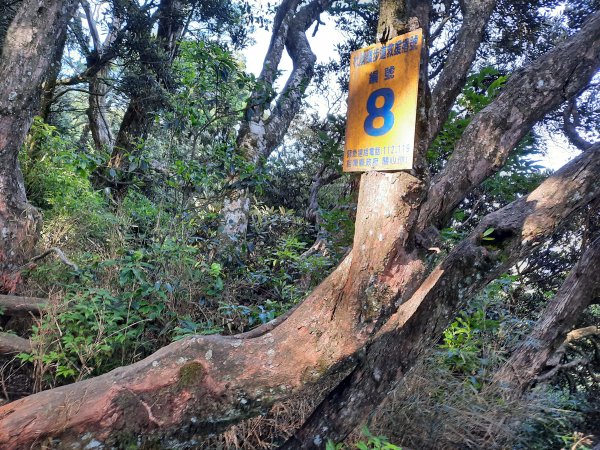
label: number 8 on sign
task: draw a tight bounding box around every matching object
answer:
[364,88,395,137]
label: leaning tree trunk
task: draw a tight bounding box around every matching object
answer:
[0,0,79,292]
[493,233,600,393]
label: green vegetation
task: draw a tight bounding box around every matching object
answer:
[2,0,598,445]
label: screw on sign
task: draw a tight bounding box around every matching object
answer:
[344,30,422,172]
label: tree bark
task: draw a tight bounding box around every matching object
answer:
[493,234,600,393]
[282,144,600,448]
[1,144,598,450]
[83,1,119,153]
[38,26,68,123]
[87,66,114,152]
[418,9,600,230]
[0,332,31,354]
[0,294,46,315]
[0,0,79,293]
[220,0,333,243]
[0,0,21,55]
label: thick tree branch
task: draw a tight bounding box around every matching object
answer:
[222,0,335,241]
[418,10,600,230]
[284,145,600,448]
[493,234,600,392]
[0,295,46,315]
[0,332,31,354]
[427,0,496,147]
[263,1,332,155]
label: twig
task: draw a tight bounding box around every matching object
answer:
[26,247,80,273]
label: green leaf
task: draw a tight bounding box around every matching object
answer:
[482,227,495,237]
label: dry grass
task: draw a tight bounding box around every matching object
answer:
[202,396,316,449]
[364,358,564,450]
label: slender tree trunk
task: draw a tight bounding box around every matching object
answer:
[493,234,600,393]
[0,0,79,292]
[38,29,68,123]
[220,0,331,243]
[87,66,113,152]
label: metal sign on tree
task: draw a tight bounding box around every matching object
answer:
[344,29,422,172]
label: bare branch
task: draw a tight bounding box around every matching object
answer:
[82,0,101,52]
[25,247,80,273]
[563,98,593,151]
[565,325,600,343]
[536,358,589,382]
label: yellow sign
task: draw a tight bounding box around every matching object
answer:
[344,29,422,172]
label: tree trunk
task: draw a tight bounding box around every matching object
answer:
[0,332,31,354]
[1,145,598,450]
[0,0,21,55]
[493,234,600,393]
[0,0,79,292]
[38,29,68,123]
[220,0,331,243]
[87,65,114,152]
[106,0,185,197]
[282,145,600,448]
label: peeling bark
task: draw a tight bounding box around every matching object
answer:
[0,0,79,292]
[493,234,600,393]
